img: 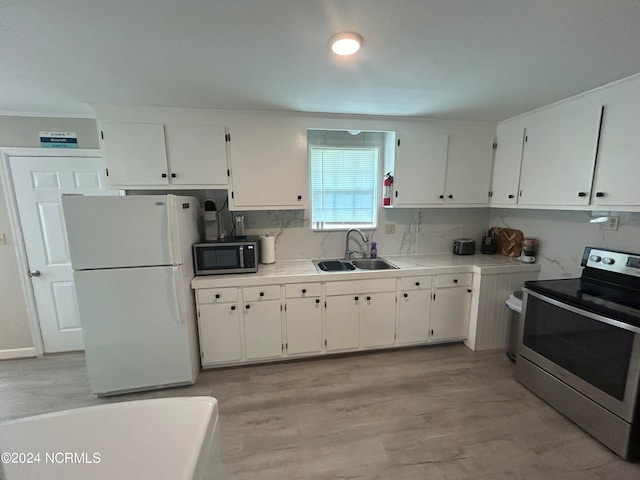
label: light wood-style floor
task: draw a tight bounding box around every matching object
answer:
[2,344,639,479]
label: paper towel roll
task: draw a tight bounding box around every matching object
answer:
[260,234,276,264]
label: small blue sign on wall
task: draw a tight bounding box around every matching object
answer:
[40,131,78,148]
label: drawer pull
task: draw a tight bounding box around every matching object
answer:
[245,304,251,310]
[230,305,236,311]
[354,296,359,301]
[453,279,458,283]
[415,282,420,286]
[315,299,320,304]
[366,296,371,301]
[301,288,307,294]
[403,293,408,298]
[259,292,265,297]
[215,294,220,299]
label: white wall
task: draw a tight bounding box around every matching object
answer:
[0,115,99,352]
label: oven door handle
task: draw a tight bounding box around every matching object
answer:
[524,288,640,334]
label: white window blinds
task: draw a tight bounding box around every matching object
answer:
[310,146,379,230]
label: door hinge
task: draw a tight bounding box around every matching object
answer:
[492,141,497,150]
[105,168,109,177]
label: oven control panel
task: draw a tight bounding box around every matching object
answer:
[583,247,640,277]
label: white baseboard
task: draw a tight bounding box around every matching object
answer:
[0,347,37,360]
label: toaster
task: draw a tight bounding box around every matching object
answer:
[453,238,476,255]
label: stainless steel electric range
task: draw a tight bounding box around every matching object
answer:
[516,246,640,460]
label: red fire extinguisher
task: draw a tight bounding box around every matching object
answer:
[383,172,394,206]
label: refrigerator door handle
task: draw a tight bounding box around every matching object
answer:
[166,195,182,265]
[172,266,186,327]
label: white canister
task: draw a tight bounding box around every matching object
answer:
[260,233,276,264]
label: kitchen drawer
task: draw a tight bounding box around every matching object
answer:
[243,285,281,302]
[196,287,238,305]
[398,276,433,291]
[435,273,472,288]
[285,282,321,298]
[325,278,396,296]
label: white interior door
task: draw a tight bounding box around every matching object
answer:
[9,155,118,353]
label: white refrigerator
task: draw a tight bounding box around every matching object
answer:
[62,194,201,396]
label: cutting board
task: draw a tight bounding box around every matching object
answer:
[488,227,524,257]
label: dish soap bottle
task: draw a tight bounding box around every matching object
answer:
[370,241,377,259]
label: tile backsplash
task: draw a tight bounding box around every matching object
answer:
[242,208,492,260]
[490,209,640,279]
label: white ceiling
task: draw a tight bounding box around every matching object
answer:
[2,0,640,121]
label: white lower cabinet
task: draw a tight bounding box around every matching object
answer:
[324,295,360,352]
[431,274,472,342]
[397,276,433,345]
[284,283,322,356]
[243,286,283,360]
[196,288,244,367]
[194,272,476,368]
[325,279,397,351]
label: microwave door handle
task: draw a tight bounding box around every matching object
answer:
[239,246,244,268]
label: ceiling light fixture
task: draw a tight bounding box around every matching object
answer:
[329,32,363,56]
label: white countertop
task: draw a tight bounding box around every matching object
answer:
[191,253,540,289]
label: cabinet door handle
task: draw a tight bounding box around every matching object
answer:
[596,192,605,198]
[171,173,177,178]
[297,195,302,201]
[578,192,587,197]
[215,294,220,299]
[439,195,444,199]
[301,288,307,294]
[403,293,408,298]
[230,305,236,311]
[259,292,264,297]
[366,296,371,301]
[161,173,167,178]
[415,282,420,286]
[315,299,320,304]
[245,304,251,310]
[448,194,453,199]
[467,289,472,293]
[453,279,458,283]
[508,194,514,199]
[354,296,359,301]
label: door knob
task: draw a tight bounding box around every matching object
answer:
[28,270,41,278]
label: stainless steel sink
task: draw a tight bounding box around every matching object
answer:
[313,257,398,273]
[351,258,399,270]
[314,260,356,272]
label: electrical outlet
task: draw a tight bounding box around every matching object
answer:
[385,224,396,234]
[605,216,620,231]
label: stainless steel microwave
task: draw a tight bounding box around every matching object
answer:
[193,237,259,275]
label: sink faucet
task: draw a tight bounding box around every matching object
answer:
[344,228,369,260]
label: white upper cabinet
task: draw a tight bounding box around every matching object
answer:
[228,122,308,210]
[99,120,228,188]
[164,124,228,186]
[591,79,640,207]
[393,127,448,207]
[443,127,495,205]
[491,120,525,205]
[518,105,603,206]
[101,121,169,186]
